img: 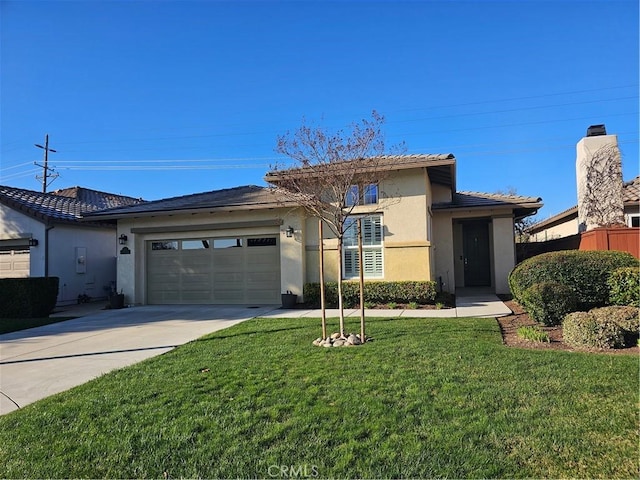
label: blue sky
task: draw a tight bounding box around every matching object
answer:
[1,0,638,220]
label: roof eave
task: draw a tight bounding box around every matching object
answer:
[81,201,300,221]
[264,158,456,183]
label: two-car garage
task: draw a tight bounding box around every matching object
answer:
[146,235,281,304]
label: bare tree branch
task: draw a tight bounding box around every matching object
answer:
[267,111,405,337]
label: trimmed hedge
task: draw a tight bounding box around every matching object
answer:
[608,267,640,307]
[563,311,625,349]
[509,250,639,310]
[304,281,437,308]
[0,277,59,319]
[563,305,639,349]
[520,282,577,326]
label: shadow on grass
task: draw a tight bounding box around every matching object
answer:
[0,345,178,365]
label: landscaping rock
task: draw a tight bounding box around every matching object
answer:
[314,332,369,347]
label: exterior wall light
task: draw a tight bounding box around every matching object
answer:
[119,234,128,245]
[28,238,39,247]
[285,226,294,238]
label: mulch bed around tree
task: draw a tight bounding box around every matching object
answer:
[496,296,639,355]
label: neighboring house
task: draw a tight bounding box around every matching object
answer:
[0,185,142,304]
[527,176,640,241]
[85,154,541,304]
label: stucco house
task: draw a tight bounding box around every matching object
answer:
[85,154,541,305]
[527,175,640,241]
[0,185,142,304]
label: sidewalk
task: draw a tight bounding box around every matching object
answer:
[50,291,512,321]
[261,291,511,319]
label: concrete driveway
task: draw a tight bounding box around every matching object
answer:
[0,304,277,415]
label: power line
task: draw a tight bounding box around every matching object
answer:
[21,86,639,149]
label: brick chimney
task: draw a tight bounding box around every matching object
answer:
[576,124,625,231]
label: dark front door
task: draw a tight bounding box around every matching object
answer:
[463,221,491,287]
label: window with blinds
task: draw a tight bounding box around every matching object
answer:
[343,215,383,278]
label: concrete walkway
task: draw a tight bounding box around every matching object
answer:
[0,291,509,415]
[261,290,511,319]
[0,304,277,415]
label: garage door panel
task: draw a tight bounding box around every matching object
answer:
[213,289,244,303]
[182,290,213,303]
[147,236,280,305]
[148,289,181,304]
[0,250,30,278]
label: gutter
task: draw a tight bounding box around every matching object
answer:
[45,224,55,277]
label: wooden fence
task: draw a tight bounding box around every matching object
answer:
[516,234,581,263]
[579,227,639,259]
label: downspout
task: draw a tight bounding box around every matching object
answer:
[44,224,55,277]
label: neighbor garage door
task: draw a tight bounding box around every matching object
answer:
[0,249,30,278]
[146,236,280,304]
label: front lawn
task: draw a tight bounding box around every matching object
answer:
[0,316,637,479]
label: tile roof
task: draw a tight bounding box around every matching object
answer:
[432,191,543,220]
[0,185,142,225]
[50,186,143,210]
[266,153,455,176]
[84,185,295,220]
[433,191,542,209]
[623,176,640,203]
[528,175,639,232]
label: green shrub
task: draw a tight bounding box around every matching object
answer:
[520,282,577,326]
[608,267,640,307]
[509,250,639,310]
[590,305,639,347]
[0,277,59,319]
[517,325,550,343]
[303,281,437,308]
[563,311,625,349]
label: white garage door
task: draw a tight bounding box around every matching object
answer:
[0,249,30,278]
[147,236,280,304]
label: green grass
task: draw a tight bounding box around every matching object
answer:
[0,316,637,479]
[517,325,551,343]
[0,316,74,335]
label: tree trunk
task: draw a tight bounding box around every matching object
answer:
[358,218,365,342]
[337,236,345,337]
[319,219,327,339]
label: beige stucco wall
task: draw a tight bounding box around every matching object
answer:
[434,209,517,294]
[304,168,434,284]
[432,212,455,292]
[491,216,515,295]
[529,217,578,241]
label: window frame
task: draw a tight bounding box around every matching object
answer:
[344,183,379,207]
[342,214,384,279]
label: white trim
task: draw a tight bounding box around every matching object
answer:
[342,214,384,279]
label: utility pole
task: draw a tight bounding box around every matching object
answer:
[35,134,58,193]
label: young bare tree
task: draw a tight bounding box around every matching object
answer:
[266,111,403,339]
